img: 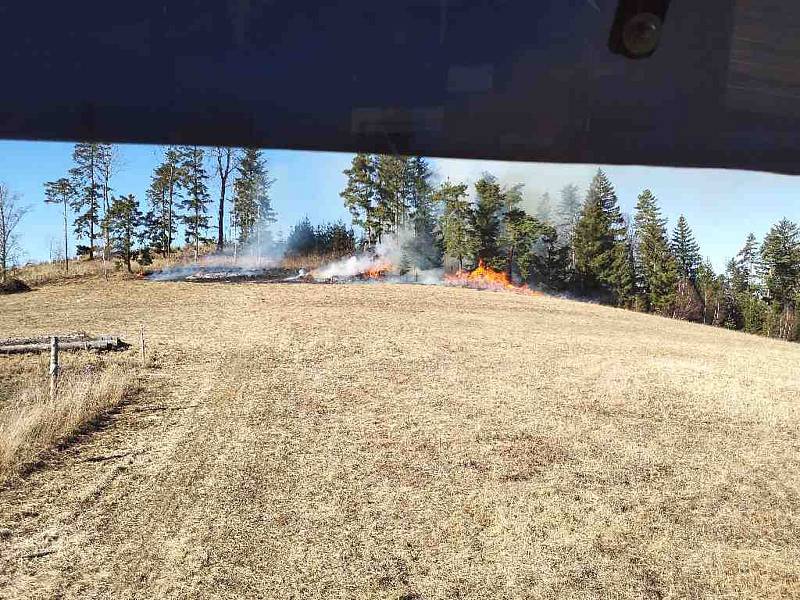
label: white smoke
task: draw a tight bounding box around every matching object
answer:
[148,233,285,281]
[311,234,402,280]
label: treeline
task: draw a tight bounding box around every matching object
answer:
[285,218,357,257]
[339,153,563,277]
[43,144,277,272]
[341,155,800,342]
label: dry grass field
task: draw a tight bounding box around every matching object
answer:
[0,277,799,598]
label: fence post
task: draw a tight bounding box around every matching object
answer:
[49,336,59,399]
[139,324,146,367]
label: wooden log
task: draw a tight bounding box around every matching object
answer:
[0,333,90,347]
[0,337,125,355]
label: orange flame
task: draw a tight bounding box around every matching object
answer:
[444,260,538,295]
[360,261,393,279]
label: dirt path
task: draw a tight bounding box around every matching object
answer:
[1,280,799,598]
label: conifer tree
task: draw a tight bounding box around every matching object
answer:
[633,189,678,313]
[572,169,626,301]
[469,174,505,268]
[233,148,275,245]
[376,154,409,233]
[725,256,766,334]
[532,227,570,290]
[671,215,701,282]
[179,146,211,259]
[144,148,182,258]
[44,177,76,272]
[286,217,316,256]
[613,217,637,307]
[759,218,800,308]
[400,156,441,269]
[96,144,118,260]
[536,192,553,224]
[107,193,142,272]
[733,232,759,292]
[341,153,381,246]
[69,143,102,259]
[406,156,436,239]
[558,184,581,236]
[557,183,582,278]
[696,259,723,325]
[500,208,547,279]
[435,180,473,270]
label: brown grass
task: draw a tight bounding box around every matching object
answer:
[0,354,136,482]
[0,279,798,598]
[280,252,350,270]
[12,245,219,287]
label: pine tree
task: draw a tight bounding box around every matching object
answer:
[760,218,800,308]
[558,184,581,236]
[341,153,380,246]
[435,180,473,270]
[500,208,548,280]
[69,143,102,259]
[470,174,505,268]
[107,193,142,272]
[571,169,626,301]
[725,256,767,334]
[531,227,570,290]
[96,143,117,260]
[696,259,723,325]
[613,217,637,307]
[633,189,678,313]
[733,232,759,292]
[286,217,316,256]
[557,183,582,279]
[406,156,436,239]
[401,156,442,269]
[376,154,408,233]
[671,215,701,282]
[536,192,553,224]
[44,177,76,273]
[144,148,182,258]
[179,146,211,260]
[233,148,275,245]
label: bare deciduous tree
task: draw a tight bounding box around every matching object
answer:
[211,147,239,252]
[0,183,28,282]
[44,177,76,273]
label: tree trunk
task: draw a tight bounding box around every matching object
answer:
[125,227,132,273]
[89,146,96,260]
[88,215,94,260]
[63,198,69,273]
[167,170,174,260]
[217,174,227,252]
[0,201,5,282]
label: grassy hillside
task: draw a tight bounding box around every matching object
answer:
[0,279,798,598]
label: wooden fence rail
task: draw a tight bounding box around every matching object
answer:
[0,335,127,355]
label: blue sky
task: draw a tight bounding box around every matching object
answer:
[3,139,799,272]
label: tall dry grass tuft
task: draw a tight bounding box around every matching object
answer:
[280,252,347,270]
[0,365,134,481]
